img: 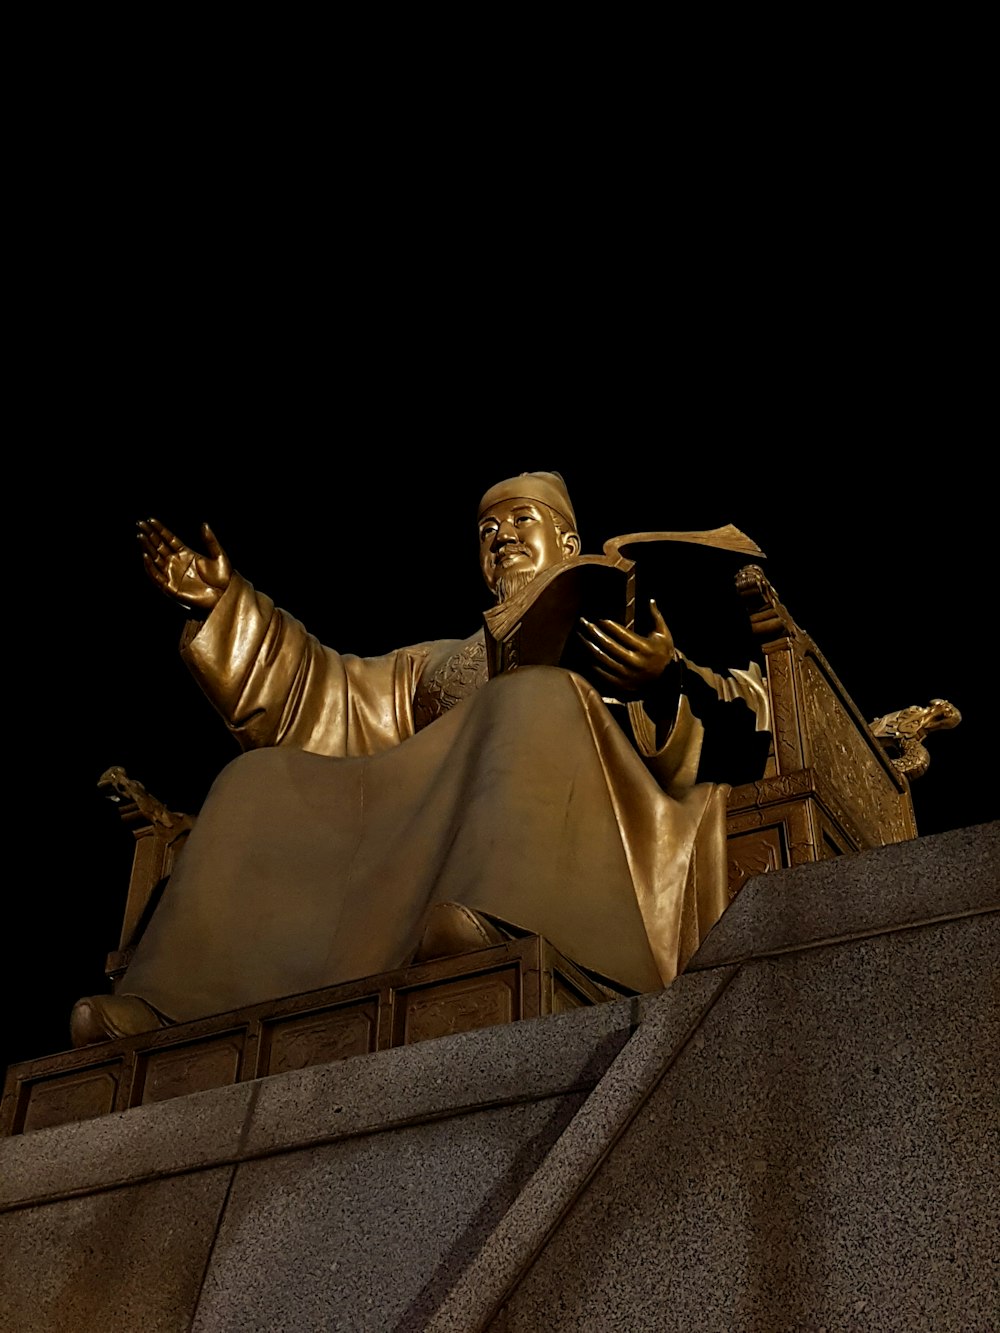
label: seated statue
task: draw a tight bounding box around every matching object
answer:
[71,472,772,1044]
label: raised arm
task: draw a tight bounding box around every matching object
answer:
[137,517,232,614]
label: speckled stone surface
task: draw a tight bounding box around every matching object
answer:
[0,1076,254,1210]
[0,1166,232,1333]
[424,967,736,1333]
[496,912,1000,1331]
[689,820,999,969]
[3,829,995,1331]
[1,999,633,1213]
[243,996,634,1157]
[192,1095,583,1333]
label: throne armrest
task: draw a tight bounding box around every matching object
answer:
[98,767,195,984]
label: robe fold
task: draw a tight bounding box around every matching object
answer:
[120,573,769,1021]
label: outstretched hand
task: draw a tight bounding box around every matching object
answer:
[578,599,676,697]
[137,517,232,612]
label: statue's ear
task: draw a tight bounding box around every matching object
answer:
[563,530,581,558]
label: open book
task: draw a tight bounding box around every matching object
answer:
[482,525,765,687]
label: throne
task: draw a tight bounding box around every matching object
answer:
[722,564,947,894]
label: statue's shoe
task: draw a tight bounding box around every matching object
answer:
[70,994,168,1047]
[412,901,513,963]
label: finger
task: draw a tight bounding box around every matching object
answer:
[577,630,641,679]
[580,620,644,667]
[589,663,630,690]
[138,517,170,543]
[137,529,168,566]
[648,599,669,636]
[577,638,632,682]
[136,526,156,555]
[136,519,159,554]
[201,522,223,559]
[143,517,185,553]
[587,659,648,695]
[141,552,170,587]
[590,617,655,655]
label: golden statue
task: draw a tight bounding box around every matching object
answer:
[71,472,771,1044]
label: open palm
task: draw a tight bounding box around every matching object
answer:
[137,517,231,611]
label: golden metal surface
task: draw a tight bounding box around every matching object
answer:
[66,485,950,1071]
[871,699,962,778]
[73,476,773,1044]
[96,767,194,987]
[97,766,191,835]
[726,563,923,862]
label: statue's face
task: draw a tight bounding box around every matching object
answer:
[478,500,578,597]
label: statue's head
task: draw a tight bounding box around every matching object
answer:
[477,471,581,601]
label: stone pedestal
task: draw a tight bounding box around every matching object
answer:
[2,935,614,1137]
[2,822,996,1332]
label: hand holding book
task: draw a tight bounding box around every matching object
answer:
[578,599,676,698]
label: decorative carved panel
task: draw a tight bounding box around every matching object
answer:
[764,644,802,774]
[396,973,516,1046]
[18,1065,121,1135]
[552,975,596,1013]
[727,827,785,898]
[138,1034,245,1105]
[262,1005,377,1075]
[799,656,910,844]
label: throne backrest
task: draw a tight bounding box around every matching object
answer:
[725,564,918,896]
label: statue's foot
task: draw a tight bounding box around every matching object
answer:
[70,994,168,1047]
[412,902,511,963]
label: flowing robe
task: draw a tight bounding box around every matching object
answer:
[121,574,770,1022]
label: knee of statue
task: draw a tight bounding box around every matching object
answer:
[208,747,294,793]
[70,994,167,1048]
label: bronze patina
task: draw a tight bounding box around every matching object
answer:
[71,472,772,1045]
[871,699,962,779]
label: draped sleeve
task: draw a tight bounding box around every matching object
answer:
[178,572,433,758]
[626,655,771,796]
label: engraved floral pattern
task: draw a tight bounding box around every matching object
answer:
[413,638,489,731]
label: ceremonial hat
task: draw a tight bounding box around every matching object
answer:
[477,472,577,530]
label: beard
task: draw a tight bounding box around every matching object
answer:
[496,568,538,603]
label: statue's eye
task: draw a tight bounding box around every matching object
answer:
[480,524,498,540]
[515,515,535,526]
